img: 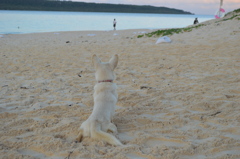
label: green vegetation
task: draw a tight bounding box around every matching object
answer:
[137,24,206,38]
[138,8,240,38]
[220,8,240,22]
[221,15,239,21]
[233,8,240,13]
[0,0,193,14]
[225,8,240,16]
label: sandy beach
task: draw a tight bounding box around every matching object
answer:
[0,11,240,159]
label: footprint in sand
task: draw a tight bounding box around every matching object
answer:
[144,137,187,148]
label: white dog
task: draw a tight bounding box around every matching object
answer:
[76,54,122,146]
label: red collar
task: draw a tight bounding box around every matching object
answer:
[98,80,113,83]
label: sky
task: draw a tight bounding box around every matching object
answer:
[72,0,240,15]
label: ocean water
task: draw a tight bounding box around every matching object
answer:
[0,10,213,34]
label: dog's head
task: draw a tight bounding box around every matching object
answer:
[92,54,118,82]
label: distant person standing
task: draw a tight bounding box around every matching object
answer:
[113,19,117,30]
[194,18,199,24]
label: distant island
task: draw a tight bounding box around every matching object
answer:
[0,0,193,15]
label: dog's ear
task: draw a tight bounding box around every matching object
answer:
[92,54,101,70]
[109,54,118,70]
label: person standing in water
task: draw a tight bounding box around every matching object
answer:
[113,19,117,30]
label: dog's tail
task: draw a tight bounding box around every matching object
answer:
[91,122,123,146]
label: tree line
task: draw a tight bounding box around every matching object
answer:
[0,0,193,14]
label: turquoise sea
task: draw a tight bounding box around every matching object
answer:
[0,10,213,34]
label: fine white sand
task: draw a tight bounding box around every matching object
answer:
[0,11,240,159]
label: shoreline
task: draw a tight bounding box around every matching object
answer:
[0,28,164,36]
